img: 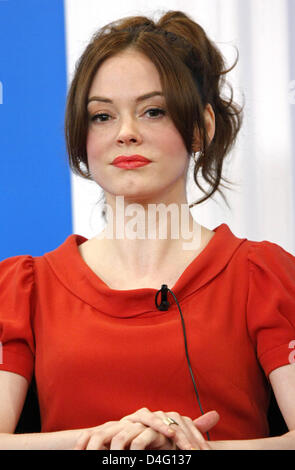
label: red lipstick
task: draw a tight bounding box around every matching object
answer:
[112,155,151,169]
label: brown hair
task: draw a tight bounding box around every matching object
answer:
[65,10,243,209]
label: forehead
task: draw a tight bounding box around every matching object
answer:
[88,50,163,97]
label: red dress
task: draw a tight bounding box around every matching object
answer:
[0,224,295,439]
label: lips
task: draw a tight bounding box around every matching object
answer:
[112,155,151,165]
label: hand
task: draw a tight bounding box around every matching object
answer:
[121,407,220,450]
[73,420,176,450]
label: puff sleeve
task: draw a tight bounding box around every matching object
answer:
[0,255,35,383]
[247,241,295,378]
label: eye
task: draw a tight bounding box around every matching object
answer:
[90,113,111,123]
[145,107,166,118]
[89,107,166,123]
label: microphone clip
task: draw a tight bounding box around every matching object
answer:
[155,284,170,311]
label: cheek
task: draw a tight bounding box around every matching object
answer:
[86,130,98,159]
[161,131,189,168]
[86,134,103,181]
[86,130,106,170]
[161,124,188,155]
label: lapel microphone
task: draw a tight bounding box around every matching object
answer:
[154,283,211,441]
[155,284,170,310]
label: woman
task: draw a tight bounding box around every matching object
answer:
[0,10,295,450]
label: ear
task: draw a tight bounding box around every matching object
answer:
[192,103,216,152]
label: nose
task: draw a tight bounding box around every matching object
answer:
[116,116,143,146]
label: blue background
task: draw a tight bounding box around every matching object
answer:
[0,0,72,260]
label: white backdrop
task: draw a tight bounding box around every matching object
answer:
[64,0,295,254]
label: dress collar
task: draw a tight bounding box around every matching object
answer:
[43,224,247,318]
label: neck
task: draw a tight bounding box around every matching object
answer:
[95,196,203,278]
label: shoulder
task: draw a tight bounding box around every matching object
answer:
[246,239,295,281]
[247,237,295,259]
[0,255,35,313]
[0,255,35,285]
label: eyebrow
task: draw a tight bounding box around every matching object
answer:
[87,91,164,105]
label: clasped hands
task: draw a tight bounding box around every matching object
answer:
[73,407,219,450]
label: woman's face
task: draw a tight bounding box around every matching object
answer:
[86,48,191,205]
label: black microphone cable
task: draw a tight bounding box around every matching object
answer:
[155,284,210,441]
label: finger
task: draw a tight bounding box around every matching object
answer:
[86,423,126,450]
[73,431,91,450]
[87,436,110,450]
[129,427,174,451]
[110,423,148,450]
[193,411,220,434]
[147,410,194,449]
[182,416,211,450]
[86,434,109,450]
[86,437,109,450]
[122,408,205,450]
[146,411,200,450]
[165,413,207,450]
[121,408,176,440]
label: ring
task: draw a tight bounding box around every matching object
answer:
[163,417,179,426]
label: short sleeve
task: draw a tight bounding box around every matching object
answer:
[0,255,35,382]
[247,241,295,378]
